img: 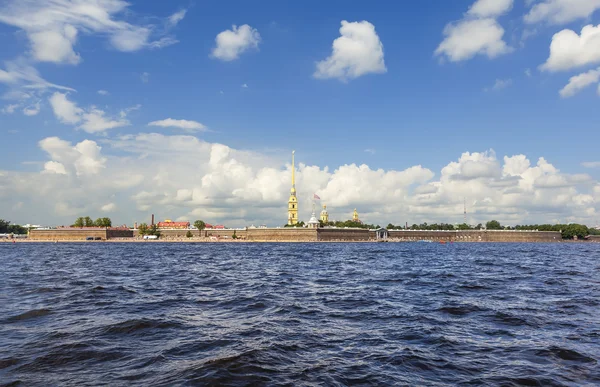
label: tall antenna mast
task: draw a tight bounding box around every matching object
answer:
[463,197,467,224]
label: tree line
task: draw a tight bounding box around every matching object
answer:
[386,219,597,240]
[72,216,112,227]
[0,219,27,234]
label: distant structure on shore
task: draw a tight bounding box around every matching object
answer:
[320,205,329,223]
[157,220,190,229]
[287,150,298,225]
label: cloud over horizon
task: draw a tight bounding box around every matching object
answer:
[0,133,597,228]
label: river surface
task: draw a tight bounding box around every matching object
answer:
[1,242,599,386]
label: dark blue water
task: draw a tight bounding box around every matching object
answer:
[1,243,599,386]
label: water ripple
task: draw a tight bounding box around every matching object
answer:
[1,242,600,385]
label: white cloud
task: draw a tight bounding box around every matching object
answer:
[80,108,130,133]
[39,137,106,176]
[22,102,40,116]
[211,24,261,61]
[540,24,600,72]
[98,90,109,96]
[1,103,19,114]
[101,202,117,212]
[468,0,514,18]
[559,67,600,97]
[168,10,187,27]
[0,60,74,98]
[141,72,150,83]
[582,161,600,168]
[525,68,532,77]
[435,0,513,62]
[0,0,181,65]
[48,92,130,133]
[485,78,512,91]
[42,161,67,175]
[364,149,376,154]
[148,118,207,133]
[525,0,600,24]
[49,92,82,124]
[314,20,386,81]
[1,133,597,228]
[436,19,512,62]
[241,83,248,88]
[28,25,80,64]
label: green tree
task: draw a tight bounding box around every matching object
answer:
[94,217,112,227]
[138,223,149,236]
[7,224,26,234]
[232,230,237,239]
[457,223,472,230]
[0,219,10,233]
[84,216,94,227]
[149,224,161,237]
[73,217,85,227]
[186,230,193,238]
[486,220,502,230]
[194,220,206,237]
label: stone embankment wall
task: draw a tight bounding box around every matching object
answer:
[387,230,561,242]
[318,228,370,241]
[30,228,133,240]
[246,228,317,241]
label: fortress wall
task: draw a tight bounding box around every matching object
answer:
[318,228,370,241]
[205,229,248,239]
[387,230,561,242]
[106,229,134,238]
[246,228,318,241]
[30,228,108,240]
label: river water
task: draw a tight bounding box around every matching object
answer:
[1,242,599,386]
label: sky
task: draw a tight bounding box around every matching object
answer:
[1,0,600,228]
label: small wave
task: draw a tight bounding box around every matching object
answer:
[5,308,51,322]
[101,318,183,335]
[439,304,484,316]
[0,358,19,369]
[535,346,597,363]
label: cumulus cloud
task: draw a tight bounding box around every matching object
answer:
[0,133,598,228]
[148,118,207,133]
[314,20,386,81]
[48,92,130,133]
[39,137,106,176]
[98,90,109,96]
[211,24,261,61]
[435,0,513,62]
[0,0,182,65]
[541,24,600,72]
[468,0,514,18]
[559,67,600,97]
[525,0,600,24]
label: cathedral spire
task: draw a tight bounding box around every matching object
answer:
[287,150,298,225]
[291,150,295,193]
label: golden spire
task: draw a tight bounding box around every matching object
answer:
[287,150,298,225]
[291,150,296,194]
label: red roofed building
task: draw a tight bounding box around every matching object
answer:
[157,220,190,229]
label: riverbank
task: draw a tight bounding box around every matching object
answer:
[2,238,597,243]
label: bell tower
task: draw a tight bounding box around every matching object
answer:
[288,150,298,225]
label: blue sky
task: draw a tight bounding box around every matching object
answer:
[1,0,600,227]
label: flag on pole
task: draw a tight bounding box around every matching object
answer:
[313,193,320,200]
